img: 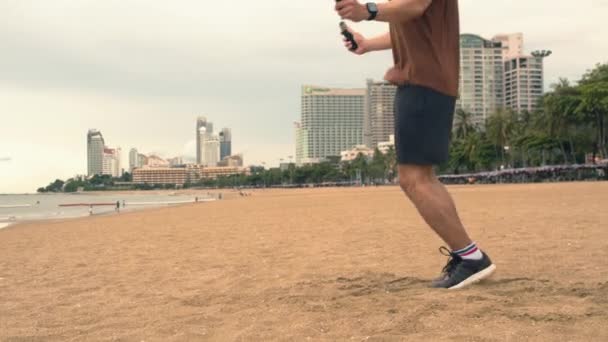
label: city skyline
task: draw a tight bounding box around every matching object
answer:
[91,117,236,176]
[2,0,607,192]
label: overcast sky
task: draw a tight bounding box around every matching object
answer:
[1,0,607,193]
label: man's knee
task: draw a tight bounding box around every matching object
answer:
[398,165,434,196]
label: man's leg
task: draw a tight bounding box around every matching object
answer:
[398,164,471,251]
[392,85,495,288]
[398,163,496,289]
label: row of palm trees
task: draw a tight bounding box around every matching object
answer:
[445,63,608,174]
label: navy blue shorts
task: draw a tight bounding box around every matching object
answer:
[394,84,456,165]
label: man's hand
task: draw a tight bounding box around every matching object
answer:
[335,0,368,23]
[384,66,407,85]
[342,25,368,55]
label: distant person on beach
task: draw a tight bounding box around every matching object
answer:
[115,201,120,212]
[336,0,495,289]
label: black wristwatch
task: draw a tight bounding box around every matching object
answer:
[366,2,378,21]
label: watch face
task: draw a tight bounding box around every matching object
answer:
[368,3,378,13]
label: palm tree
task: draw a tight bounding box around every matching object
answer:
[454,109,475,139]
[578,85,608,160]
[543,78,582,163]
[577,63,608,160]
[384,146,398,182]
[448,140,466,173]
[486,109,515,167]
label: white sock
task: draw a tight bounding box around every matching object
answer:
[454,242,483,260]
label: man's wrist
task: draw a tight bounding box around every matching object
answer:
[365,2,378,20]
[365,38,382,53]
[360,41,370,54]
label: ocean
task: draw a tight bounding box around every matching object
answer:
[0,193,214,228]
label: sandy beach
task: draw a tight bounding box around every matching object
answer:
[1,182,607,341]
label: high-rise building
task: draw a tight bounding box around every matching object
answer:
[102,148,121,177]
[115,147,122,177]
[493,33,524,60]
[197,126,207,165]
[219,128,232,160]
[138,153,148,167]
[295,85,365,165]
[458,34,505,126]
[203,135,220,167]
[196,116,213,164]
[294,122,307,164]
[504,55,545,113]
[365,79,397,148]
[87,129,105,176]
[129,148,140,172]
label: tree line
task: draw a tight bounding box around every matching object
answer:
[446,63,607,173]
[38,63,607,192]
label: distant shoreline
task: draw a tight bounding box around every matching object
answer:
[0,198,215,231]
[1,189,230,196]
[0,192,227,230]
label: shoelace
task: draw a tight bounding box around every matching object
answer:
[439,246,462,276]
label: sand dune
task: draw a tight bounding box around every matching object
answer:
[1,183,607,341]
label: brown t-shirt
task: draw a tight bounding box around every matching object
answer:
[389,0,460,97]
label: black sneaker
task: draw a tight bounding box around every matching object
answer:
[431,247,496,289]
[431,246,462,284]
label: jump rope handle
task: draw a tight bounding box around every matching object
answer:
[336,1,359,51]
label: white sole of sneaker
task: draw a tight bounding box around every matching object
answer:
[449,264,497,290]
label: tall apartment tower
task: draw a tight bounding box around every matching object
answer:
[129,148,139,172]
[493,33,524,60]
[196,116,213,165]
[219,128,232,160]
[102,148,121,178]
[457,34,505,126]
[364,79,397,148]
[295,85,365,164]
[498,33,549,113]
[87,129,105,176]
[504,55,545,113]
[294,122,306,165]
[203,135,220,167]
